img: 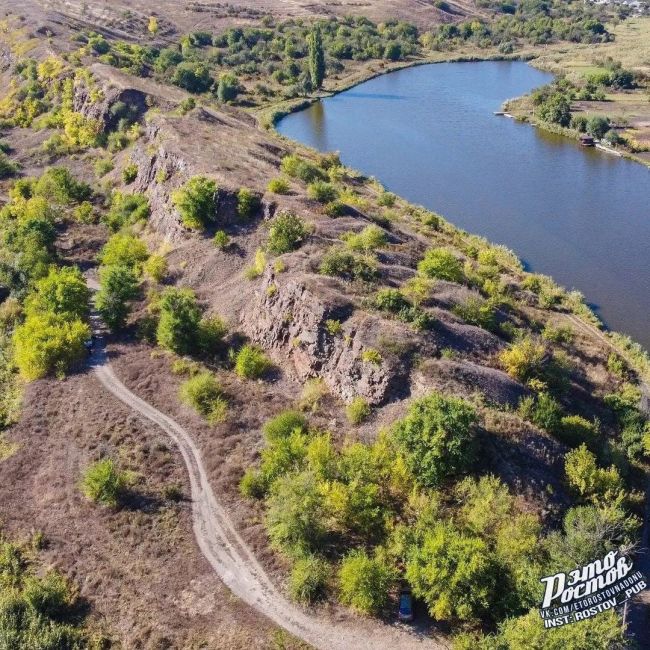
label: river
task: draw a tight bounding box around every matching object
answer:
[277,61,650,352]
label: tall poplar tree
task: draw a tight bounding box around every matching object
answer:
[308,25,325,90]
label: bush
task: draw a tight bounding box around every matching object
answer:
[319,247,378,282]
[156,287,201,355]
[105,191,150,231]
[557,414,599,448]
[393,392,477,488]
[338,550,395,615]
[143,254,167,283]
[346,396,371,425]
[342,225,387,252]
[418,248,463,282]
[267,212,307,254]
[235,344,272,379]
[13,312,90,380]
[100,233,149,271]
[171,62,213,93]
[517,392,563,433]
[33,167,91,205]
[453,296,497,332]
[180,372,228,423]
[406,521,497,622]
[122,163,138,184]
[172,176,218,230]
[245,248,267,279]
[280,154,325,183]
[0,152,17,178]
[307,181,338,203]
[289,555,329,604]
[565,444,624,504]
[213,230,230,249]
[237,187,261,220]
[267,177,290,194]
[81,459,127,507]
[500,337,547,383]
[263,410,308,442]
[217,72,240,102]
[26,266,90,320]
[587,115,610,139]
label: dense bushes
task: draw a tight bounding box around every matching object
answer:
[267,212,307,254]
[96,264,139,332]
[319,247,378,282]
[234,344,272,379]
[418,247,463,282]
[180,371,228,423]
[338,550,395,615]
[156,288,202,355]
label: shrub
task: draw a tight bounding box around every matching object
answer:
[156,287,201,355]
[393,392,477,488]
[346,397,371,425]
[267,177,290,194]
[96,264,139,332]
[587,115,610,139]
[338,550,395,615]
[239,468,267,499]
[557,415,599,448]
[73,201,95,224]
[237,188,261,219]
[122,163,138,184]
[171,62,213,93]
[245,248,267,279]
[105,191,150,231]
[172,176,217,230]
[26,266,90,320]
[197,315,228,357]
[500,337,547,383]
[406,521,497,622]
[213,230,230,249]
[307,181,338,203]
[377,191,396,207]
[565,444,624,504]
[542,323,574,344]
[361,348,382,365]
[289,555,329,604]
[342,225,387,252]
[324,200,346,217]
[100,233,149,270]
[418,248,463,282]
[180,372,228,423]
[325,319,342,335]
[453,296,497,332]
[235,344,272,379]
[13,312,90,380]
[0,152,18,178]
[517,392,563,433]
[267,212,307,254]
[280,154,325,183]
[81,459,127,507]
[263,410,308,442]
[143,254,167,283]
[319,247,378,282]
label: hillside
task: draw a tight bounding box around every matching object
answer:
[0,1,649,648]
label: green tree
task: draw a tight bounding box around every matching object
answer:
[406,521,497,622]
[338,550,395,615]
[267,212,307,254]
[13,312,90,380]
[95,264,139,332]
[217,73,240,102]
[587,115,610,139]
[33,167,91,205]
[307,25,326,90]
[26,266,90,320]
[171,176,218,230]
[81,458,128,507]
[156,287,201,354]
[393,392,477,488]
[564,444,625,505]
[100,233,149,271]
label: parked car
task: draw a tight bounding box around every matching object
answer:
[398,589,414,622]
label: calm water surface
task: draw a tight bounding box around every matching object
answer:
[277,62,650,351]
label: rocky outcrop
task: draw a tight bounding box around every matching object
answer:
[73,80,147,131]
[242,272,410,405]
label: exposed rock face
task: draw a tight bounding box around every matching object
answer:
[242,272,408,405]
[73,81,147,131]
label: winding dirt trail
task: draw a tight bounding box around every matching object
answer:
[86,280,442,650]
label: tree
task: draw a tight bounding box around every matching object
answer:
[564,444,624,505]
[406,521,497,622]
[587,115,610,139]
[95,264,139,332]
[100,233,149,271]
[26,266,90,320]
[13,312,90,380]
[33,167,91,205]
[307,25,326,90]
[171,63,213,93]
[156,287,201,355]
[217,73,241,102]
[171,176,217,230]
[392,392,477,488]
[538,94,571,127]
[338,550,395,615]
[266,470,326,557]
[81,459,128,507]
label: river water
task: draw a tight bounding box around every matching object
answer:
[277,61,650,351]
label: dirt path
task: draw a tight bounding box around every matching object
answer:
[85,279,443,650]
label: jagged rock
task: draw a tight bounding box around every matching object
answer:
[241,272,408,405]
[73,81,147,131]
